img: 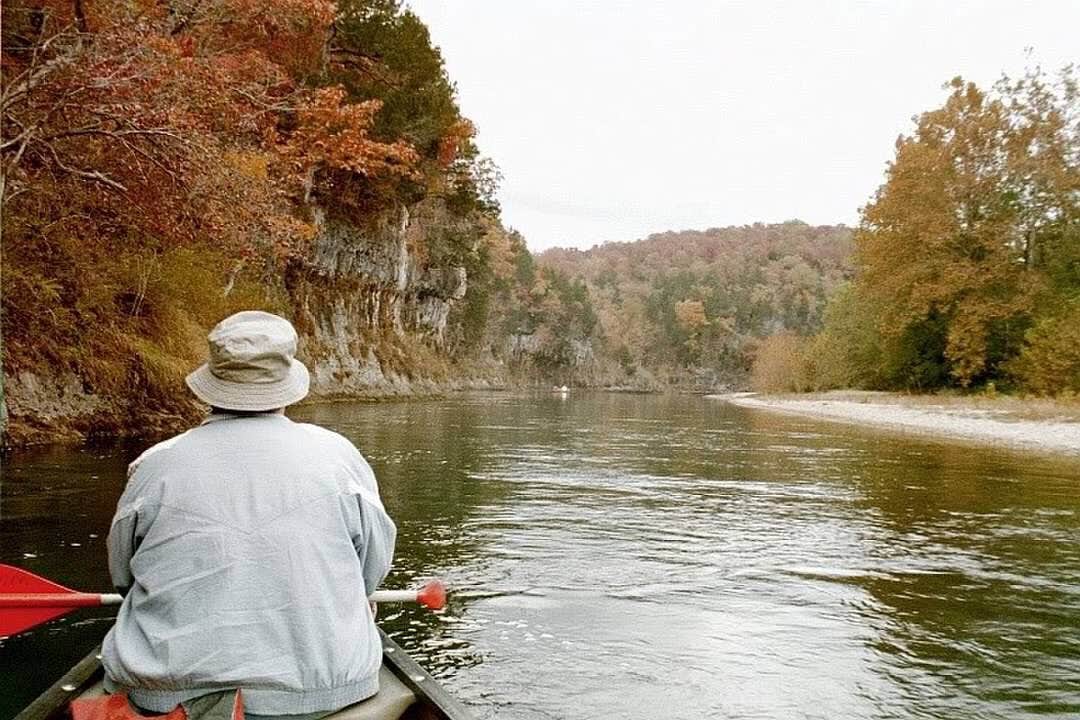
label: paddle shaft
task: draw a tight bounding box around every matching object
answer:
[370,590,418,603]
[0,590,421,607]
[0,564,446,636]
[0,593,123,608]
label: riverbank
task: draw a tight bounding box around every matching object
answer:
[0,368,512,449]
[710,390,1080,456]
[1,360,670,448]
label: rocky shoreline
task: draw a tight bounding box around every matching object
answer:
[711,391,1080,456]
[1,365,670,448]
[1,367,511,449]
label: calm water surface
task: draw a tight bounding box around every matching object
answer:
[1,393,1078,719]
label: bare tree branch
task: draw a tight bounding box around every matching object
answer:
[44,143,128,191]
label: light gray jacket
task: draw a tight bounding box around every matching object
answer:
[102,413,396,715]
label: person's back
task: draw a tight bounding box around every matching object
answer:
[101,312,396,718]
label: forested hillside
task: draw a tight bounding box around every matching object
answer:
[537,222,854,387]
[3,1,1072,446]
[0,0,566,443]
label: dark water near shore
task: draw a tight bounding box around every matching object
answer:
[2,392,1079,719]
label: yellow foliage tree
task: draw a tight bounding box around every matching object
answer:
[857,69,1078,387]
[1009,304,1080,395]
[750,333,812,393]
[674,299,708,363]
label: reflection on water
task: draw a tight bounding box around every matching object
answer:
[2,393,1078,719]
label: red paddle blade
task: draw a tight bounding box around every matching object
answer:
[416,580,447,610]
[0,564,80,637]
[0,564,77,594]
[0,605,77,637]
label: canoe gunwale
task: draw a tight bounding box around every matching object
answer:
[375,631,473,720]
[13,630,474,720]
[13,646,102,720]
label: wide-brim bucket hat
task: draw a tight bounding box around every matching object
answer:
[185,311,310,412]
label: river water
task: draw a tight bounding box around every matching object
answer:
[1,392,1078,719]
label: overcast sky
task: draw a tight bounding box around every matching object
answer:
[406,1,1079,251]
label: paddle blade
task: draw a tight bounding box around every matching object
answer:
[416,580,447,610]
[0,564,77,594]
[0,564,80,637]
[0,606,76,637]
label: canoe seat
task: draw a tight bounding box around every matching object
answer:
[74,667,416,720]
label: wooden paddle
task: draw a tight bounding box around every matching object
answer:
[0,564,446,637]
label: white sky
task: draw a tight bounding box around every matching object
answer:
[406,1,1079,251]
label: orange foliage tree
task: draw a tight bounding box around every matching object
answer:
[856,69,1078,389]
[1,0,419,425]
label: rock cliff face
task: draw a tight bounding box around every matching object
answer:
[1,198,481,446]
[292,198,470,397]
[2,371,104,444]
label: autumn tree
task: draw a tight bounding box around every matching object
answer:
[330,0,459,153]
[674,298,708,361]
[327,0,498,213]
[445,220,522,355]
[750,333,812,393]
[1008,303,1080,395]
[1,0,423,433]
[856,68,1078,389]
[804,284,884,390]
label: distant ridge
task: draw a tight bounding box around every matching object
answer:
[533,221,854,388]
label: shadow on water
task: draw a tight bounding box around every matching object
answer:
[0,444,137,717]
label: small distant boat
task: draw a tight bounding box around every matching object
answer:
[15,630,474,720]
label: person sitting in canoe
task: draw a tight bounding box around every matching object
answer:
[101,311,397,719]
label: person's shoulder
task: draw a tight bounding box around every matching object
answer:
[292,422,365,460]
[291,422,378,491]
[126,428,196,482]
